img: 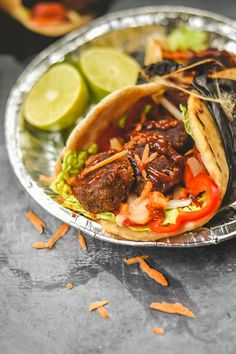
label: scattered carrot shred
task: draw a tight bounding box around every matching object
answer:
[66,283,74,290]
[32,223,69,250]
[137,257,168,287]
[78,232,87,250]
[152,327,165,335]
[81,150,127,178]
[39,175,54,185]
[149,302,195,318]
[97,306,109,319]
[124,255,149,265]
[46,223,69,249]
[89,301,108,312]
[32,241,47,249]
[26,211,45,234]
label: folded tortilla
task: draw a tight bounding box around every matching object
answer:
[54,83,230,241]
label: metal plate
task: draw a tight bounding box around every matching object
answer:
[5,6,236,247]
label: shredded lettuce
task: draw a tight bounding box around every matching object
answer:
[162,204,201,225]
[62,195,96,219]
[162,208,179,225]
[128,225,150,232]
[144,104,152,114]
[179,104,193,137]
[118,115,127,128]
[167,26,208,52]
[96,212,116,223]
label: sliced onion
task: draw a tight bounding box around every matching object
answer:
[160,97,183,121]
[167,199,192,209]
[128,196,151,225]
[187,156,203,177]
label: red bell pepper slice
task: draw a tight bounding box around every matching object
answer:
[149,217,182,233]
[150,173,220,233]
[179,173,220,222]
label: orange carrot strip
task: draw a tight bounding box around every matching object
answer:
[32,241,47,249]
[149,302,195,318]
[78,232,87,250]
[89,301,109,312]
[152,327,165,335]
[39,175,55,185]
[97,306,109,319]
[26,211,45,234]
[46,223,69,249]
[138,181,153,201]
[124,255,149,265]
[66,283,74,290]
[184,149,194,157]
[137,257,168,287]
[142,144,150,164]
[81,150,127,178]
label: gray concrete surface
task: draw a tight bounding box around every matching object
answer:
[1,1,236,354]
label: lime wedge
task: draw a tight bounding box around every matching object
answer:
[79,47,140,101]
[24,63,89,131]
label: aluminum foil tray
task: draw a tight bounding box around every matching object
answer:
[5,6,236,247]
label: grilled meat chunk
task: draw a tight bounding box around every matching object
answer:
[73,151,134,213]
[141,116,190,152]
[126,132,185,195]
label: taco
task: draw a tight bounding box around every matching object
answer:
[51,60,235,242]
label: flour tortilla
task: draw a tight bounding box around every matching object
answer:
[55,84,228,241]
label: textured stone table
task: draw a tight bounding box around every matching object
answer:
[0,1,236,354]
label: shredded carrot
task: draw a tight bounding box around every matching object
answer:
[137,257,168,287]
[65,176,78,186]
[149,302,195,318]
[147,152,158,163]
[149,191,169,209]
[142,144,150,164]
[39,175,54,185]
[66,283,74,290]
[152,327,165,335]
[78,232,87,250]
[46,223,69,249]
[140,113,146,125]
[139,181,153,201]
[184,149,194,157]
[26,211,45,234]
[81,150,127,178]
[124,255,149,265]
[32,223,69,250]
[135,122,142,131]
[97,306,109,319]
[32,241,47,249]
[89,301,108,312]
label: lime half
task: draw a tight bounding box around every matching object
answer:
[24,63,89,131]
[79,47,140,101]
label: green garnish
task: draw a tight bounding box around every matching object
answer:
[167,26,209,52]
[162,208,179,225]
[179,104,193,137]
[144,104,152,114]
[118,115,127,128]
[128,225,150,232]
[96,212,116,223]
[162,203,202,226]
